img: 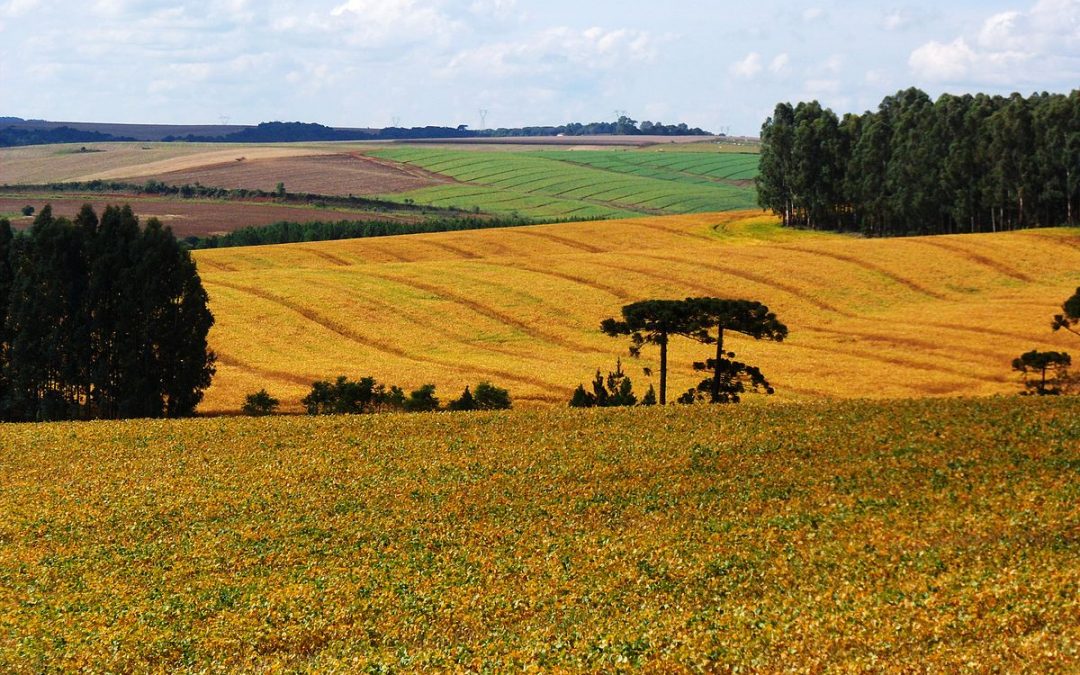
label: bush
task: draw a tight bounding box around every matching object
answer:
[448,386,477,411]
[242,389,280,416]
[302,376,404,415]
[404,384,440,412]
[473,382,512,410]
[569,360,642,408]
[20,205,34,217]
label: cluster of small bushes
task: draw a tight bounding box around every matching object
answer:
[241,376,511,417]
[569,360,656,408]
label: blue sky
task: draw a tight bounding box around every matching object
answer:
[1,0,1077,134]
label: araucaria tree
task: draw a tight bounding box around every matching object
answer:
[601,300,698,405]
[1012,351,1073,396]
[0,205,216,421]
[1052,287,1080,338]
[681,298,788,403]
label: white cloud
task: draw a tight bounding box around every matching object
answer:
[730,52,762,79]
[1,0,39,17]
[769,53,790,75]
[909,38,977,81]
[328,0,457,47]
[803,7,826,22]
[909,0,1079,85]
[883,9,909,31]
[469,0,517,18]
[446,26,659,79]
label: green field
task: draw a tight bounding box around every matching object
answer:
[368,148,760,219]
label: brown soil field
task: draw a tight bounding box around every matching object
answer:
[0,196,400,238]
[139,152,450,196]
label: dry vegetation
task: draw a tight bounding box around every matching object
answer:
[0,196,410,238]
[193,210,1080,414]
[1,398,1076,670]
[141,153,449,196]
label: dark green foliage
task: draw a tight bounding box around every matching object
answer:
[569,360,640,408]
[640,385,657,406]
[1012,350,1074,396]
[0,204,215,421]
[448,386,477,411]
[758,88,1080,235]
[242,389,280,416]
[602,300,702,405]
[404,384,440,412]
[683,298,787,404]
[184,214,561,249]
[679,359,774,404]
[473,382,512,410]
[1052,287,1080,338]
[20,205,34,217]
[302,376,404,415]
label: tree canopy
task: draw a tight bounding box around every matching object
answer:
[1052,287,1080,338]
[758,88,1080,235]
[601,300,701,405]
[0,205,215,420]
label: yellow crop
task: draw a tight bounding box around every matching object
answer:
[0,398,1076,670]
[194,211,1080,413]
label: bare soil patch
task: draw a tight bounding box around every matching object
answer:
[0,195,407,238]
[139,153,450,197]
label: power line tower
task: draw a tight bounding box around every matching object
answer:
[614,109,628,120]
[391,116,402,129]
[478,109,489,130]
[218,115,231,126]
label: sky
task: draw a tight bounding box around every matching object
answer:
[0,0,1077,135]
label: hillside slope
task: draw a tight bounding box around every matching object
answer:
[194,212,1080,413]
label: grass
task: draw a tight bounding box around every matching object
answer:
[1,397,1076,670]
[192,211,1080,414]
[366,148,759,218]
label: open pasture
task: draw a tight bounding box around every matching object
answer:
[367,148,760,218]
[192,211,1080,414]
[1,397,1076,670]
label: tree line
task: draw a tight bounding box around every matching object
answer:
[185,214,594,249]
[0,206,215,421]
[757,88,1080,236]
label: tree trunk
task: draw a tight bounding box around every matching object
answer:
[711,326,725,403]
[659,335,668,405]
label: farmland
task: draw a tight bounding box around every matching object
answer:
[368,148,760,218]
[1,397,1076,670]
[0,195,427,239]
[193,210,1080,414]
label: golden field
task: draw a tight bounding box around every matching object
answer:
[194,211,1080,413]
[1,398,1077,670]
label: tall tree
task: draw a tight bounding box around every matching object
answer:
[1052,287,1080,338]
[601,300,699,405]
[683,298,788,403]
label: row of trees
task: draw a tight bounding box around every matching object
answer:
[273,376,513,416]
[757,88,1080,236]
[0,206,216,421]
[571,298,788,406]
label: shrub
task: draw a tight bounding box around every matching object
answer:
[404,384,440,412]
[20,205,34,217]
[302,376,404,415]
[448,386,477,411]
[474,382,512,410]
[242,389,280,416]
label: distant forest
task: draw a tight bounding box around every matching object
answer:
[757,88,1080,236]
[0,117,711,147]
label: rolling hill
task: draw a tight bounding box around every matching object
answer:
[193,210,1080,414]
